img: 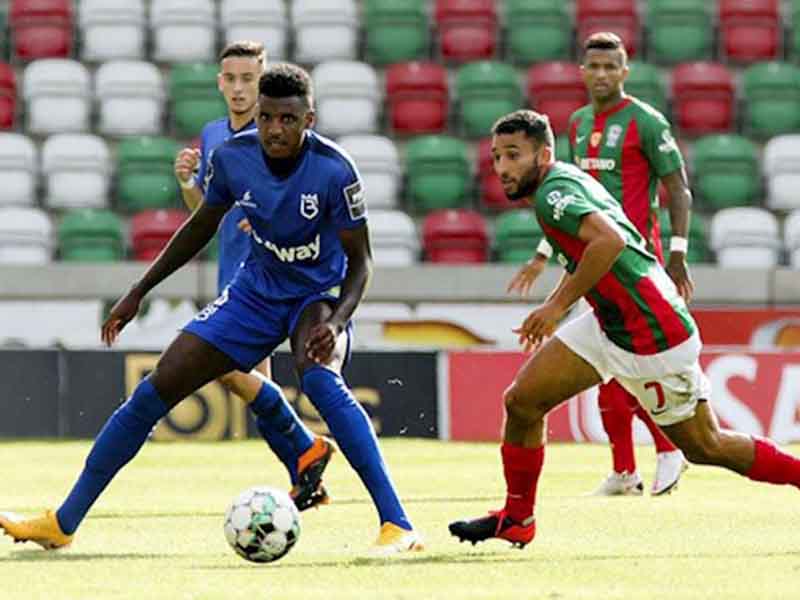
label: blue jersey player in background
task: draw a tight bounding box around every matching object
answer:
[173,40,329,507]
[1,63,422,556]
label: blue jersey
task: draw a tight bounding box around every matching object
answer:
[195,116,257,293]
[204,129,368,300]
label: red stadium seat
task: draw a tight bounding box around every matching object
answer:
[0,63,16,130]
[672,62,735,136]
[422,209,489,263]
[386,62,449,135]
[9,0,73,60]
[434,0,497,62]
[130,209,188,262]
[526,62,587,135]
[719,0,780,63]
[575,0,639,58]
[477,138,516,212]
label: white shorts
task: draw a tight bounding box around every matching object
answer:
[555,310,711,426]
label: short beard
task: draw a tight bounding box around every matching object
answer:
[506,163,541,201]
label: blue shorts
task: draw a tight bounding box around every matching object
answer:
[184,268,352,373]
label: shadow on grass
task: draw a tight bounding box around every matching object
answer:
[0,549,176,562]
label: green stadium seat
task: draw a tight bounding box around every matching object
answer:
[206,232,219,260]
[625,61,667,115]
[0,9,8,61]
[647,0,712,64]
[555,134,571,162]
[406,135,471,212]
[495,209,543,263]
[364,0,429,65]
[691,134,759,210]
[170,64,227,137]
[455,61,521,138]
[59,208,124,262]
[791,0,800,61]
[659,210,709,263]
[117,136,181,213]
[505,0,570,63]
[742,62,800,138]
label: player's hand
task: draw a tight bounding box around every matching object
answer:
[667,255,694,304]
[174,148,201,183]
[237,218,252,234]
[513,301,563,353]
[305,321,344,365]
[507,255,547,296]
[101,289,143,347]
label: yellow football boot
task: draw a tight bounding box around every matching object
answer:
[370,522,424,557]
[0,510,74,550]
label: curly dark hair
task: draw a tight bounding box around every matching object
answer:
[258,63,313,106]
[492,110,554,149]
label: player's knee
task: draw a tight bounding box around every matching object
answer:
[503,383,543,424]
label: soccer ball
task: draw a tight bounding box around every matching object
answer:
[224,486,301,563]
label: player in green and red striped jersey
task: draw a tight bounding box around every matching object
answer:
[450,110,800,549]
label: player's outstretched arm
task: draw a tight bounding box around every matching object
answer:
[507,240,552,297]
[661,168,695,303]
[101,203,228,346]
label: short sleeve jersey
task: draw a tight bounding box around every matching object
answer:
[535,161,695,355]
[204,130,367,299]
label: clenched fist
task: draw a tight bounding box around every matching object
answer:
[174,147,201,184]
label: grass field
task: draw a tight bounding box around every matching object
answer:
[1,439,799,600]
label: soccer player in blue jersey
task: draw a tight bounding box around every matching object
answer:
[173,40,330,507]
[0,63,423,555]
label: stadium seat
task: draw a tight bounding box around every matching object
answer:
[719,0,781,64]
[406,135,471,212]
[221,0,288,61]
[671,62,735,136]
[9,0,73,60]
[79,0,146,61]
[506,0,570,63]
[456,61,521,139]
[337,135,401,210]
[151,0,216,63]
[41,134,111,210]
[169,64,226,137]
[742,62,800,138]
[784,210,800,268]
[422,209,489,263]
[691,135,759,210]
[477,138,516,212]
[23,59,90,134]
[791,0,800,63]
[658,210,710,263]
[555,135,571,162]
[0,63,16,130]
[0,133,36,207]
[434,0,497,63]
[575,0,639,57]
[0,8,8,61]
[364,0,429,66]
[58,208,124,261]
[292,0,359,64]
[96,61,165,136]
[0,206,52,264]
[647,0,712,64]
[385,62,449,135]
[130,209,188,261]
[625,62,667,115]
[763,135,800,211]
[117,136,181,212]
[526,62,586,135]
[367,209,418,266]
[495,209,543,263]
[312,61,380,137]
[710,207,780,268]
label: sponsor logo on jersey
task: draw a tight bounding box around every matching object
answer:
[605,124,623,148]
[235,189,257,209]
[658,129,679,154]
[251,231,321,263]
[546,190,575,221]
[344,180,367,220]
[590,131,603,147]
[578,157,616,171]
[300,193,319,220]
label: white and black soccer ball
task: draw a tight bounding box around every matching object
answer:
[224,486,301,563]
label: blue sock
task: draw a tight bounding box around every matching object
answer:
[302,366,411,529]
[249,381,314,485]
[56,378,169,535]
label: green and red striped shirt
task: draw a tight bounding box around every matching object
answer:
[535,162,696,355]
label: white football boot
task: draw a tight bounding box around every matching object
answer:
[651,450,689,496]
[591,471,644,496]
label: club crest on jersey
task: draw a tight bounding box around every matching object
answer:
[605,125,623,148]
[300,193,320,220]
[590,132,603,147]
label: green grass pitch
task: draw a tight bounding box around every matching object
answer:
[1,439,798,599]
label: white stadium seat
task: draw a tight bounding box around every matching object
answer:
[784,210,800,269]
[23,60,91,135]
[312,61,381,137]
[0,133,37,207]
[0,207,53,264]
[337,135,401,210]
[763,135,800,212]
[151,0,216,63]
[80,0,146,61]
[710,207,781,268]
[367,209,418,266]
[41,134,111,210]
[293,0,359,64]
[221,0,288,61]
[95,61,165,136]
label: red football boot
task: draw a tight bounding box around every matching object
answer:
[449,509,536,549]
